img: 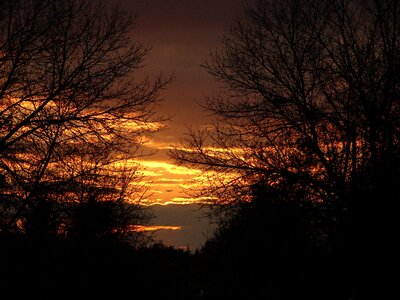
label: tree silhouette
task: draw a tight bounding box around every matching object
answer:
[199,182,334,299]
[0,0,169,236]
[68,166,152,246]
[0,0,169,295]
[171,0,399,298]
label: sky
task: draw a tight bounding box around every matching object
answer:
[114,0,249,250]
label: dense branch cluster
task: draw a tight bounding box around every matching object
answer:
[0,0,168,243]
[171,0,400,252]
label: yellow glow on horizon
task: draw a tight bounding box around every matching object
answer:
[132,225,182,232]
[139,196,216,206]
[133,156,236,206]
[120,119,164,132]
[152,178,185,183]
[139,160,202,175]
[138,169,163,177]
[143,139,175,150]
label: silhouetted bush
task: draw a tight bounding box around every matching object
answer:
[197,184,350,299]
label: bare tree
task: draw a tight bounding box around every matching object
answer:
[171,0,399,294]
[0,0,169,234]
[64,163,153,247]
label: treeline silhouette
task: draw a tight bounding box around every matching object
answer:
[1,0,398,299]
[170,0,400,299]
[0,196,146,294]
[197,184,349,299]
[0,181,361,299]
[0,0,172,297]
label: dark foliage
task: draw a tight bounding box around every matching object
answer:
[170,0,400,298]
[196,184,349,299]
[0,235,201,299]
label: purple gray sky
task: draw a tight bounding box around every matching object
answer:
[116,0,249,249]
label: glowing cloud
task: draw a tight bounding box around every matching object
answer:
[140,160,201,175]
[132,225,182,232]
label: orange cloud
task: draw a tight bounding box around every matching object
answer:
[139,196,216,206]
[132,225,182,232]
[139,160,201,175]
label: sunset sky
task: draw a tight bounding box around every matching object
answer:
[113,0,249,249]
